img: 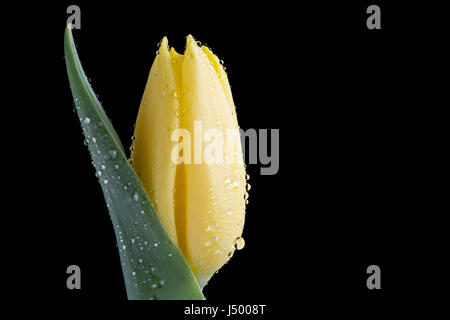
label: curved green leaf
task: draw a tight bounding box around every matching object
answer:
[64,25,204,300]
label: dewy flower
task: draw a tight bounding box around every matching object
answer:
[131,35,247,287]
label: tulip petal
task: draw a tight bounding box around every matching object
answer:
[181,35,246,287]
[131,37,180,244]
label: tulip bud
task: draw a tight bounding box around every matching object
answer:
[131,35,246,287]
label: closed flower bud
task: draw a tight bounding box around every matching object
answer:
[131,35,246,287]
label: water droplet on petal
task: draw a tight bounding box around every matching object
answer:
[235,237,245,250]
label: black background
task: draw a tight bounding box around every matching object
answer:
[8,0,447,316]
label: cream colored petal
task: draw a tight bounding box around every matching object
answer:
[180,35,246,287]
[131,37,180,244]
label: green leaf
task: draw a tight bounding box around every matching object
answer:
[64,25,204,300]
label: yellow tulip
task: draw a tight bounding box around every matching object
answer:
[131,35,247,287]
